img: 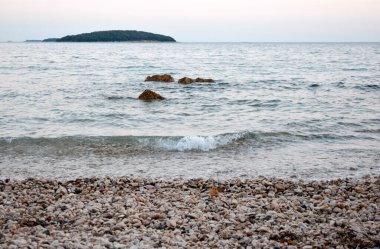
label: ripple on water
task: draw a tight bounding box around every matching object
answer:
[0,42,379,179]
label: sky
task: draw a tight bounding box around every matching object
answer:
[0,0,379,42]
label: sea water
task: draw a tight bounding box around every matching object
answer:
[0,42,379,179]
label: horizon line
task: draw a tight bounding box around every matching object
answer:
[2,41,380,43]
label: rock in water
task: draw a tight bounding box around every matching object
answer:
[145,74,174,82]
[195,77,215,83]
[138,89,165,101]
[178,77,194,84]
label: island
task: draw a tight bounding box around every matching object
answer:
[43,30,176,42]
[42,38,58,42]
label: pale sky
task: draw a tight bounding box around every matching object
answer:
[0,0,379,42]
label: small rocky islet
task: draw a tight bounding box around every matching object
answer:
[138,90,165,101]
[178,77,215,84]
[1,176,379,248]
[144,74,215,84]
[144,74,175,83]
[140,74,215,100]
[178,77,194,84]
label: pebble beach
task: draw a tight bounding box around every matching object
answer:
[1,18,380,249]
[1,176,379,248]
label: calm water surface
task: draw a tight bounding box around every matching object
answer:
[0,42,379,179]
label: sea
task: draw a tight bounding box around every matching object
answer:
[0,42,379,180]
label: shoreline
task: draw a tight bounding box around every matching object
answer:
[1,176,379,248]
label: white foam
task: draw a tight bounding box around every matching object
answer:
[151,133,244,152]
[3,137,14,144]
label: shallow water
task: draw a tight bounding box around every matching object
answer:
[0,42,379,179]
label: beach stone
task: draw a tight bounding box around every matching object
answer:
[189,234,198,242]
[145,74,174,82]
[306,187,315,192]
[271,200,281,212]
[275,183,285,192]
[1,176,379,248]
[138,89,165,101]
[294,188,303,194]
[262,180,273,186]
[257,226,271,233]
[185,198,196,205]
[166,219,177,228]
[237,214,246,223]
[150,213,167,220]
[178,77,194,84]
[194,77,215,83]
[220,228,230,239]
[185,213,197,219]
[355,187,364,193]
[57,186,68,195]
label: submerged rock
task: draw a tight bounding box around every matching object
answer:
[145,74,174,82]
[106,96,124,100]
[178,77,194,84]
[195,77,215,83]
[138,89,165,101]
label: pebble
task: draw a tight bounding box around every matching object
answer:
[355,187,364,193]
[166,219,177,228]
[275,183,285,192]
[271,200,281,212]
[0,176,379,248]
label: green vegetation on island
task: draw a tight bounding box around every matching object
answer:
[51,30,176,42]
[42,38,58,42]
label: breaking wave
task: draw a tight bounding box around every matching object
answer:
[0,131,363,156]
[139,133,245,151]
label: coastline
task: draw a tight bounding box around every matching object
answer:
[1,176,379,248]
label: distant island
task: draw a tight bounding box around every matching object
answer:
[25,40,43,42]
[39,30,176,42]
[43,38,58,42]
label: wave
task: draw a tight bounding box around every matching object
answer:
[354,84,380,91]
[355,128,380,134]
[138,133,244,151]
[342,68,369,72]
[0,131,362,155]
[0,133,246,153]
